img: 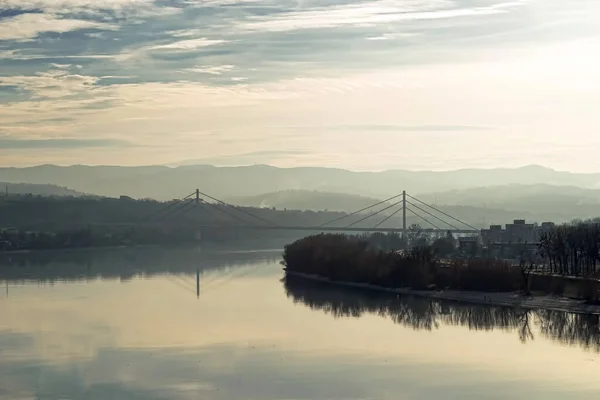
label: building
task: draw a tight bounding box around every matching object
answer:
[458,236,479,255]
[481,219,555,244]
[505,219,536,243]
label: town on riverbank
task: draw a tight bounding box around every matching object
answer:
[282,220,600,312]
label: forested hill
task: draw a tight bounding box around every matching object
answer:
[0,196,466,232]
[0,196,596,234]
[0,182,85,197]
[227,190,383,212]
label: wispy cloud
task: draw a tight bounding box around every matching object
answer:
[0,70,100,99]
[148,38,228,51]
[0,0,160,16]
[0,13,117,40]
[1,0,600,170]
[184,65,235,75]
[325,124,494,132]
[115,37,229,61]
[236,0,527,32]
[174,150,311,166]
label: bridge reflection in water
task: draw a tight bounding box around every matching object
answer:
[283,274,600,353]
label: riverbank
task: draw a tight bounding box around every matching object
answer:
[285,270,600,315]
[0,243,155,256]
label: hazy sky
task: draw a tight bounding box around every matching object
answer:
[1,0,599,171]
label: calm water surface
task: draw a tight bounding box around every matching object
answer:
[1,246,599,399]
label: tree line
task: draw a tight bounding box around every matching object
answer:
[282,233,522,293]
[538,219,600,277]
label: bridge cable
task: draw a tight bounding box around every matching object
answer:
[193,200,224,222]
[167,200,200,221]
[158,198,196,221]
[344,199,404,228]
[146,192,196,220]
[172,274,197,290]
[405,206,441,230]
[405,200,460,231]
[406,194,478,231]
[166,198,252,227]
[196,198,261,226]
[199,265,261,295]
[372,205,404,229]
[320,192,405,227]
[165,276,197,296]
[182,197,271,228]
[196,190,279,227]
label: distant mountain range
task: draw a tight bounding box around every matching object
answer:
[0,182,85,197]
[1,164,600,201]
[227,190,384,212]
[417,184,600,217]
[226,187,600,225]
[1,164,600,223]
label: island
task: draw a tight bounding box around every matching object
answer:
[282,229,600,315]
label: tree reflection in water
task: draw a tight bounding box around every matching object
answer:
[283,275,600,352]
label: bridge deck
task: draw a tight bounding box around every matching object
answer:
[195,225,479,234]
[86,221,478,234]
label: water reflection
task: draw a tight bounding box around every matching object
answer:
[283,275,600,352]
[0,246,280,283]
[1,248,600,399]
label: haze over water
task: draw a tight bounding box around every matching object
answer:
[1,246,599,399]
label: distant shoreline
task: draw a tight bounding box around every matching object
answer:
[0,242,286,256]
[0,244,149,256]
[284,270,600,316]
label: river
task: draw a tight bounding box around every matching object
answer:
[1,246,599,399]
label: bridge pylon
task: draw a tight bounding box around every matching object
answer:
[402,190,407,237]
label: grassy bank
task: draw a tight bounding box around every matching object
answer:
[282,234,600,301]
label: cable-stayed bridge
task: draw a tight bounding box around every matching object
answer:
[143,189,480,235]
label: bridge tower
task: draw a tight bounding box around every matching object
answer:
[402,190,407,237]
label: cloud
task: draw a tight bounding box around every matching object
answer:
[236,0,528,32]
[325,124,493,132]
[184,65,235,75]
[175,150,311,166]
[0,0,599,170]
[148,38,228,51]
[0,70,101,99]
[115,37,229,61]
[0,137,130,149]
[0,13,118,40]
[167,28,206,38]
[0,0,158,15]
[366,32,421,41]
[49,63,72,69]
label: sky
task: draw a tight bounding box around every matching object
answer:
[0,0,599,171]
